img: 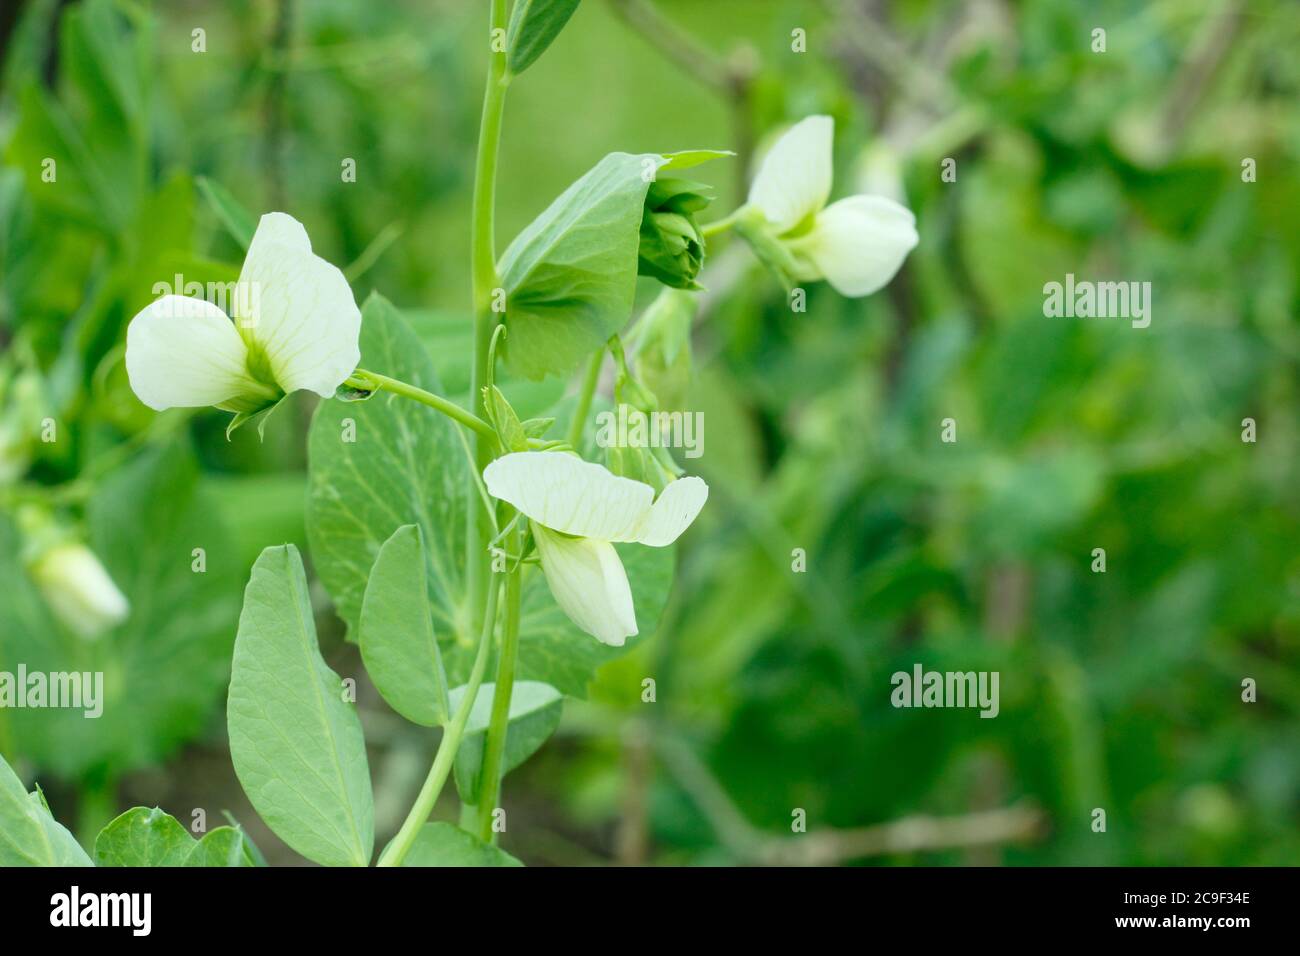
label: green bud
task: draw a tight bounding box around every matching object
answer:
[604,443,674,493]
[638,177,712,290]
[633,288,696,413]
[18,506,129,639]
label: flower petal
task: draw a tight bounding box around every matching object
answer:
[235,212,361,397]
[484,452,653,542]
[125,295,255,410]
[747,115,834,235]
[245,210,311,258]
[532,524,637,646]
[634,476,709,546]
[793,195,918,297]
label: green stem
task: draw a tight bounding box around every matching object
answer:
[701,206,747,239]
[467,0,512,645]
[376,578,501,867]
[476,526,522,842]
[76,772,117,848]
[567,347,605,449]
[347,370,495,439]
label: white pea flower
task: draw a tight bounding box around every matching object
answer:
[29,542,129,639]
[484,451,708,647]
[125,212,361,418]
[747,115,919,297]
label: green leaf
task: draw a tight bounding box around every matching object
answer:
[225,396,286,441]
[659,149,735,172]
[0,753,91,866]
[307,293,468,644]
[94,807,196,866]
[196,176,255,251]
[520,416,556,439]
[0,441,241,779]
[448,681,563,803]
[499,152,660,380]
[185,826,257,867]
[400,822,522,867]
[222,812,269,866]
[228,544,375,867]
[94,807,256,867]
[485,385,529,452]
[506,0,582,76]
[359,524,450,727]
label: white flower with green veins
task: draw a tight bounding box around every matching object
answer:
[484,451,708,647]
[125,212,361,424]
[745,114,919,297]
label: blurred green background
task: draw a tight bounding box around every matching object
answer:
[1,0,1297,865]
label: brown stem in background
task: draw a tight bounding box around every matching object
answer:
[607,0,758,206]
[608,0,732,90]
[264,0,295,209]
[657,735,1045,865]
[614,718,652,865]
[1159,0,1244,148]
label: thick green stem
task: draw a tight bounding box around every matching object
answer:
[347,370,495,438]
[476,528,522,842]
[467,0,511,645]
[567,347,605,449]
[376,579,500,867]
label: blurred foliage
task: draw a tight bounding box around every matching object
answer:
[0,0,1297,865]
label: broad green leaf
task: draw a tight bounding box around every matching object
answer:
[0,442,241,779]
[401,822,522,867]
[359,524,450,727]
[94,807,256,867]
[0,753,91,866]
[196,176,255,251]
[307,293,469,644]
[499,152,661,380]
[228,544,375,867]
[448,681,563,803]
[185,826,257,867]
[506,0,582,76]
[94,807,195,866]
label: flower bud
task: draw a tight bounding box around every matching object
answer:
[0,364,51,483]
[28,542,129,639]
[638,178,712,290]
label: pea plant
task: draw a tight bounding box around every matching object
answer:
[0,0,915,867]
